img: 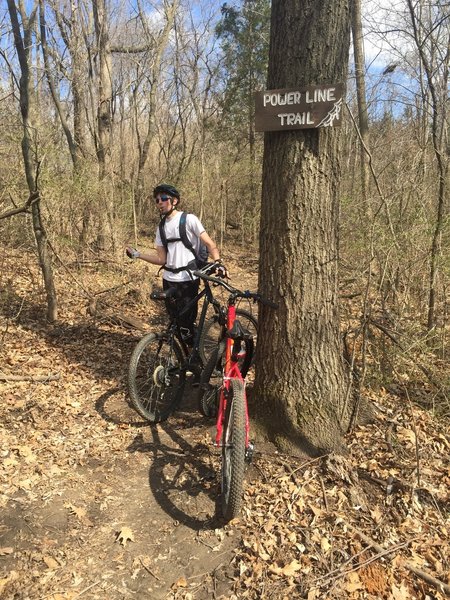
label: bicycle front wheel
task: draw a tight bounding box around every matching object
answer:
[128,333,186,423]
[199,309,258,365]
[221,378,246,522]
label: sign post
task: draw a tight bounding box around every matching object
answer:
[255,83,344,132]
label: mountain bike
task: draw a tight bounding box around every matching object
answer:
[196,269,278,522]
[128,262,257,423]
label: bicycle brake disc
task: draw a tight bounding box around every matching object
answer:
[153,365,166,387]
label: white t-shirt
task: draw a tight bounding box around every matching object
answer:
[155,212,206,282]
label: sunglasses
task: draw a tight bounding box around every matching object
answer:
[155,195,171,203]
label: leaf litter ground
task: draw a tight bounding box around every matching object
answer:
[0,248,448,599]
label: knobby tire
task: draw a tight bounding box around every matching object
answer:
[128,332,186,423]
[221,378,246,522]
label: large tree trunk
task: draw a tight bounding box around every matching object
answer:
[253,0,352,455]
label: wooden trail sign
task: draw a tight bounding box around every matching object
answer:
[254,83,344,132]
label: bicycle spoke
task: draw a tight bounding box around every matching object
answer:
[199,309,258,368]
[128,333,186,423]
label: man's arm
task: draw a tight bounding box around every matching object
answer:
[126,245,166,265]
[200,231,220,262]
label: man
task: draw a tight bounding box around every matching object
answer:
[126,183,226,346]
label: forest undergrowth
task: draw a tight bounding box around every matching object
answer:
[0,245,449,600]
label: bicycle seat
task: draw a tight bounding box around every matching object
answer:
[227,319,252,341]
[150,287,177,301]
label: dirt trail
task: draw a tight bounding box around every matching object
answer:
[1,252,260,599]
[1,331,244,599]
[2,250,449,599]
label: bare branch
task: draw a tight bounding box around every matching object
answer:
[0,191,39,220]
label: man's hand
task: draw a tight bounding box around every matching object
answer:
[125,246,140,260]
[214,261,228,278]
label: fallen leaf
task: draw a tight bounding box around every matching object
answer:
[391,582,411,599]
[270,560,302,577]
[320,537,331,554]
[43,556,59,570]
[116,526,134,546]
[281,560,302,577]
[345,571,363,592]
[171,576,187,589]
[65,504,93,526]
[370,507,383,523]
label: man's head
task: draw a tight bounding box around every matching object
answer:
[153,184,180,216]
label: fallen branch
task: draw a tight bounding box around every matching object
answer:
[0,373,60,382]
[319,475,329,511]
[73,580,102,598]
[139,557,161,581]
[87,298,148,331]
[313,535,411,587]
[350,525,450,596]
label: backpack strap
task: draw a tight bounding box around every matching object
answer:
[159,212,199,273]
[178,212,195,254]
[158,215,169,250]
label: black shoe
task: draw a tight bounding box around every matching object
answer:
[186,356,202,385]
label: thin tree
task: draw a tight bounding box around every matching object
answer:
[215,0,270,239]
[6,0,57,322]
[134,0,179,206]
[39,0,79,168]
[350,0,371,216]
[406,0,450,332]
[253,0,352,454]
[93,0,112,181]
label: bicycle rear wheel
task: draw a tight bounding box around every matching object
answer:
[198,343,224,418]
[199,309,257,365]
[221,378,246,522]
[128,332,186,423]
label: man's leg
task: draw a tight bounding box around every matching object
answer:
[163,278,200,346]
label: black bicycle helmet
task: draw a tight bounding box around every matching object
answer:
[153,183,180,199]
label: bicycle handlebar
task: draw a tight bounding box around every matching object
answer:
[194,263,279,309]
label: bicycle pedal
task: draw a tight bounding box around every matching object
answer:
[245,441,255,464]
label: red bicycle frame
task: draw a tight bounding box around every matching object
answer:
[214,304,250,448]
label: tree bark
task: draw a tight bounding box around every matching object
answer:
[253,0,352,455]
[93,0,113,181]
[6,0,57,322]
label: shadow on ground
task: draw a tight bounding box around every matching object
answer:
[125,389,223,532]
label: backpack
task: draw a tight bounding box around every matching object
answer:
[159,212,209,272]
